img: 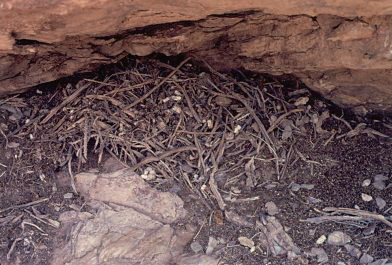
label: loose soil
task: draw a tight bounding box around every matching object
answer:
[0,56,391,264]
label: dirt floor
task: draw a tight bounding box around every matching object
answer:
[0,56,391,264]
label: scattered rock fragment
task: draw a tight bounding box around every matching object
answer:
[361,193,373,202]
[327,231,351,246]
[373,181,386,190]
[301,184,315,190]
[206,237,219,255]
[316,235,326,245]
[256,215,300,257]
[360,253,374,264]
[294,97,309,106]
[375,197,387,210]
[310,247,329,263]
[265,201,279,216]
[191,241,203,254]
[362,179,371,187]
[238,236,255,252]
[281,123,293,140]
[289,183,314,192]
[234,125,241,134]
[373,174,388,190]
[344,244,362,259]
[368,259,390,265]
[289,183,301,192]
[63,193,73,199]
[141,166,157,181]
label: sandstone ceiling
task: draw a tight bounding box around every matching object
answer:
[1,0,392,113]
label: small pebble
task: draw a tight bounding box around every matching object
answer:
[362,179,371,187]
[52,183,57,192]
[190,241,203,253]
[360,253,374,264]
[375,197,387,210]
[374,174,388,190]
[300,184,315,190]
[369,259,389,265]
[234,125,241,134]
[141,167,156,181]
[294,96,309,106]
[361,193,373,202]
[206,236,219,255]
[265,201,279,216]
[337,262,347,265]
[310,247,329,263]
[327,231,351,246]
[281,125,293,140]
[316,235,326,245]
[289,183,301,192]
[287,251,298,260]
[207,119,213,129]
[171,105,182,114]
[63,193,73,199]
[374,174,388,182]
[374,181,386,190]
[238,236,255,252]
[344,244,362,259]
[171,95,182,101]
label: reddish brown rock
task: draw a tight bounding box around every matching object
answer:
[1,0,392,113]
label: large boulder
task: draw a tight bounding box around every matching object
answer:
[1,0,392,113]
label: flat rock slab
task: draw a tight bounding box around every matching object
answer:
[52,169,218,265]
[1,0,392,113]
[75,169,187,223]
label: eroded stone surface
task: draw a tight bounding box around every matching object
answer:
[75,169,187,223]
[52,169,218,265]
[1,1,392,112]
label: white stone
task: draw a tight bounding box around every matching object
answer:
[361,193,373,202]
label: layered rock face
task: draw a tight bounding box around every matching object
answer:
[1,0,392,113]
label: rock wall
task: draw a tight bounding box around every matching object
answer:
[1,0,392,113]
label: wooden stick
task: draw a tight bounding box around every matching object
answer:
[0,197,49,213]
